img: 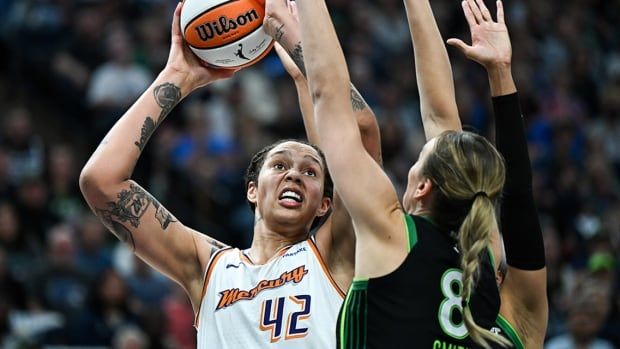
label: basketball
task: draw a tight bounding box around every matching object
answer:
[180,0,274,69]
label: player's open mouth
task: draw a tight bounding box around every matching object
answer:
[279,189,303,203]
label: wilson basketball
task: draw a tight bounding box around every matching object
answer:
[180,0,274,69]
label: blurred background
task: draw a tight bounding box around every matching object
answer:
[0,0,619,348]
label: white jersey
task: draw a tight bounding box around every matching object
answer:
[196,238,345,348]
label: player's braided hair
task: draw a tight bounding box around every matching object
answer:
[423,131,512,348]
[244,139,333,212]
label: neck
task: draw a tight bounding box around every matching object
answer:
[249,218,309,264]
[411,202,431,216]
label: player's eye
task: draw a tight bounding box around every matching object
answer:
[274,163,286,170]
[304,169,316,177]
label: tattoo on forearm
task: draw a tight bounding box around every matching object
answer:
[133,82,181,152]
[350,87,367,111]
[153,82,182,124]
[274,23,285,42]
[289,42,306,76]
[134,117,156,151]
[95,183,178,248]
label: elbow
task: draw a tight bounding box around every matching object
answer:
[79,166,98,201]
[79,164,115,204]
[357,112,377,134]
[308,71,348,105]
[309,77,331,104]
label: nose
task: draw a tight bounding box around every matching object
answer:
[285,169,302,183]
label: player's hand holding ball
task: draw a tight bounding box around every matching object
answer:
[180,0,274,69]
[165,2,236,94]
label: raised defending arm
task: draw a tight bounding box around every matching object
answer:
[296,0,408,280]
[404,0,462,139]
[264,0,381,163]
[449,0,547,346]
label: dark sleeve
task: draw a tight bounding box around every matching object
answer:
[493,92,545,270]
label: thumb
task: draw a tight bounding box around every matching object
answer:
[446,38,471,55]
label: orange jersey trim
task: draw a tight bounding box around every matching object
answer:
[194,247,233,328]
[239,243,296,265]
[307,238,346,298]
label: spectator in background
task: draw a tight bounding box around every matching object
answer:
[0,247,27,339]
[47,144,84,223]
[546,279,615,349]
[126,256,170,310]
[28,225,89,319]
[0,200,40,280]
[0,148,16,201]
[113,325,149,349]
[1,107,45,185]
[87,24,152,139]
[163,284,196,349]
[15,177,59,242]
[71,269,139,346]
[76,214,112,279]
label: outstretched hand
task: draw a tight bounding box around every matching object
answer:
[447,0,511,68]
[165,2,236,91]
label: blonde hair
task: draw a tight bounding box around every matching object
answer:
[423,131,511,348]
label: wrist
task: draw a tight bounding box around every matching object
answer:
[487,64,516,97]
[158,68,203,98]
[485,61,512,76]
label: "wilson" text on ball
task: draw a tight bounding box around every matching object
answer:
[195,10,259,41]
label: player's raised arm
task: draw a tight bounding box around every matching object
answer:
[268,3,383,289]
[405,0,462,139]
[296,0,408,279]
[79,3,233,310]
[449,0,547,346]
[264,0,381,163]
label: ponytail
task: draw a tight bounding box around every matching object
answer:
[459,195,512,348]
[422,131,510,348]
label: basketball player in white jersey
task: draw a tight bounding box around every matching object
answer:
[79,2,380,348]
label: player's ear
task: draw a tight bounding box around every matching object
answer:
[413,178,433,200]
[247,181,258,206]
[317,197,331,217]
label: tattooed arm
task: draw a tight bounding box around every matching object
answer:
[265,1,382,291]
[264,0,381,163]
[404,0,461,140]
[79,3,233,312]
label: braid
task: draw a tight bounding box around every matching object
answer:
[423,131,511,348]
[459,196,512,348]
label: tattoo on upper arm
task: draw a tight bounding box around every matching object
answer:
[151,197,178,230]
[209,245,218,257]
[205,236,229,250]
[96,208,137,251]
[135,117,156,151]
[289,42,306,76]
[274,23,285,42]
[350,87,367,111]
[105,183,151,228]
[94,183,178,248]
[286,43,367,112]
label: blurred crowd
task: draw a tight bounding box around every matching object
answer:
[0,0,619,348]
